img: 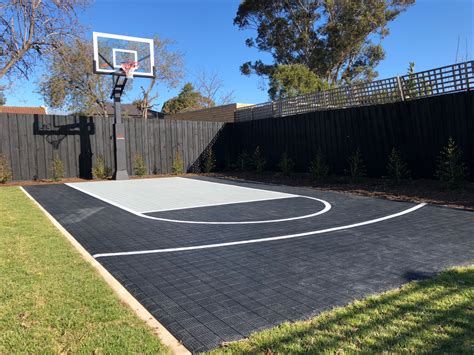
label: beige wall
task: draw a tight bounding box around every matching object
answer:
[164,103,252,123]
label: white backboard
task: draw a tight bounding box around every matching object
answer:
[93,32,155,78]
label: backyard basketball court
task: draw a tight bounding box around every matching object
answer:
[23,176,474,352]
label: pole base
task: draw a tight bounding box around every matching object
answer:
[113,169,129,180]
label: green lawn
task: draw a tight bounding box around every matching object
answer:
[0,187,168,354]
[213,267,473,354]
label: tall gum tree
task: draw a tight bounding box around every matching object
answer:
[234,0,415,87]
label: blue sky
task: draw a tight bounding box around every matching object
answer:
[5,0,473,110]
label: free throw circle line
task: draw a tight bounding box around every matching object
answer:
[65,183,331,225]
[140,196,331,224]
[93,203,427,258]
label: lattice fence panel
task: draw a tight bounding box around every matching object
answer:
[235,61,474,122]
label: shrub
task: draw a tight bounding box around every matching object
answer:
[236,150,251,172]
[0,154,12,183]
[92,155,112,179]
[51,155,64,181]
[278,151,295,176]
[309,150,329,181]
[172,151,184,174]
[347,149,366,181]
[133,153,147,176]
[252,146,266,173]
[386,147,410,183]
[203,148,216,173]
[435,138,468,189]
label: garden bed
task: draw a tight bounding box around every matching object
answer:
[211,172,474,211]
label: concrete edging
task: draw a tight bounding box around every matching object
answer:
[20,186,190,355]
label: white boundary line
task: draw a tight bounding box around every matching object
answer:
[65,183,332,225]
[93,203,427,258]
[20,187,190,355]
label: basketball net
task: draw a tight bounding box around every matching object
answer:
[121,61,139,79]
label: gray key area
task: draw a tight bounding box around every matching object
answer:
[66,177,296,213]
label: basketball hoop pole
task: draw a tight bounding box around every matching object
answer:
[111,74,129,180]
[92,31,156,180]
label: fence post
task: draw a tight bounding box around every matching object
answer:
[465,62,470,91]
[396,76,405,101]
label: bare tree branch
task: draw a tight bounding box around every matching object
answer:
[194,69,235,107]
[0,0,90,81]
[38,38,111,117]
[134,36,183,118]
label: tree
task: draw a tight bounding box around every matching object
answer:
[386,147,410,183]
[134,37,184,118]
[268,64,329,100]
[435,138,468,189]
[234,0,415,87]
[405,61,417,98]
[161,83,208,114]
[0,91,6,105]
[39,38,111,117]
[0,0,89,81]
[194,69,235,108]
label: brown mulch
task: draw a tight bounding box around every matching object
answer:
[0,173,198,187]
[0,177,89,187]
[3,172,473,212]
[208,172,474,212]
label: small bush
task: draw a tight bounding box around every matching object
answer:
[347,149,366,181]
[309,150,329,181]
[252,146,266,173]
[133,153,147,176]
[172,151,184,175]
[92,155,112,179]
[236,150,251,172]
[386,147,410,183]
[278,151,295,176]
[435,138,468,189]
[51,155,64,181]
[203,148,216,173]
[0,154,12,183]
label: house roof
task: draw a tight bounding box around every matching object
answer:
[0,106,47,115]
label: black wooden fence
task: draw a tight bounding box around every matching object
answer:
[230,91,474,180]
[0,114,225,181]
[1,90,473,182]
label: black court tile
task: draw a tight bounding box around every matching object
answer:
[24,177,474,353]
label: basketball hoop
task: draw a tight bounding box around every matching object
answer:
[121,61,139,79]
